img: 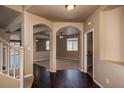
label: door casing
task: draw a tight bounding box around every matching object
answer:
[84,28,94,79]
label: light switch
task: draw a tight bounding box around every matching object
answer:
[28,47,31,51]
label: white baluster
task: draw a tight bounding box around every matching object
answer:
[0,42,3,73]
[13,49,16,78]
[4,46,7,72]
[7,46,10,75]
[20,47,24,88]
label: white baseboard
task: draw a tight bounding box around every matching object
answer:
[93,79,104,88]
[24,74,33,78]
[34,58,49,62]
[57,57,80,61]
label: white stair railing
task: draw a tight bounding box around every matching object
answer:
[0,37,24,88]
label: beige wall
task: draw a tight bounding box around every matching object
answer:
[0,74,20,88]
[57,34,80,60]
[84,6,124,88]
[100,6,124,62]
[23,11,52,75]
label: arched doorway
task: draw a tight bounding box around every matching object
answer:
[32,24,52,87]
[56,26,81,70]
[33,24,52,70]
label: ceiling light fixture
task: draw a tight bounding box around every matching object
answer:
[36,38,39,42]
[65,5,76,11]
[59,32,64,38]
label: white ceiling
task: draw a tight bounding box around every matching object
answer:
[27,5,99,22]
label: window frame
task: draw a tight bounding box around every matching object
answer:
[66,38,78,51]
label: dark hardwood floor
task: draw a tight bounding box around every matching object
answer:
[32,64,51,88]
[32,64,99,88]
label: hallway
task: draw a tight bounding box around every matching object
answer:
[32,64,99,88]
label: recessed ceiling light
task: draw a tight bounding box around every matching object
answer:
[65,5,76,11]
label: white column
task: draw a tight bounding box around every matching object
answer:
[23,10,33,76]
[50,31,56,72]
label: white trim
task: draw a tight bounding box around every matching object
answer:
[93,79,104,88]
[0,42,3,73]
[84,28,95,80]
[24,74,33,78]
[84,32,87,73]
[3,65,7,67]
[7,46,10,75]
[34,58,49,62]
[57,57,80,61]
[13,49,16,78]
[20,47,24,88]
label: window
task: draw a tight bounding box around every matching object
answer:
[46,40,50,50]
[36,39,50,51]
[67,38,78,51]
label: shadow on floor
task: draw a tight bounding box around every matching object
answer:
[32,64,99,88]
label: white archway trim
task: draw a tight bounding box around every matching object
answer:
[53,22,83,33]
[52,22,84,72]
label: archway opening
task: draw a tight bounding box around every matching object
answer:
[33,24,51,70]
[56,26,81,70]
